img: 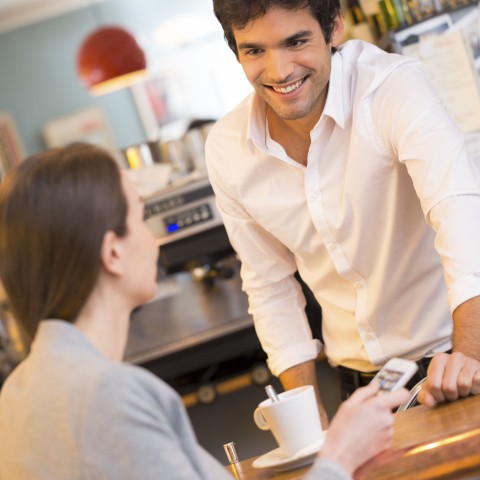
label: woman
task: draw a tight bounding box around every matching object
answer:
[0,143,408,480]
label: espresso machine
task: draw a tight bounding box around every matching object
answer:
[144,175,234,276]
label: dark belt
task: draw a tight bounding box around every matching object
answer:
[336,352,451,400]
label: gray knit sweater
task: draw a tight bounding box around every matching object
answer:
[0,320,350,480]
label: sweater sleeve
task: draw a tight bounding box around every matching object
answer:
[304,458,352,480]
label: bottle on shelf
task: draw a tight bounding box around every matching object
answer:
[359,0,388,38]
[377,0,400,30]
[377,0,419,30]
[349,0,368,23]
[375,0,476,32]
[404,0,423,23]
[346,0,377,43]
[414,0,437,20]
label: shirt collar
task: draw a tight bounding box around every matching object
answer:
[322,49,347,129]
[246,93,267,154]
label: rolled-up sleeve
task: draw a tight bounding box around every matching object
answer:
[206,136,321,376]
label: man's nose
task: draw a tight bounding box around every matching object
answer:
[264,50,294,84]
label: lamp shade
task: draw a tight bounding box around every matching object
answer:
[76,26,147,96]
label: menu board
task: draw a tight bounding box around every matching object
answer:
[391,4,480,161]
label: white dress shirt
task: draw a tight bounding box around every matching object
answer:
[206,40,480,375]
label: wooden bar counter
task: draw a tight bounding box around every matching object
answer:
[225,394,480,480]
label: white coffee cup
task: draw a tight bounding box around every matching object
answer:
[253,385,324,457]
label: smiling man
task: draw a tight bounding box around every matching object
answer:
[206,0,480,425]
[233,4,338,165]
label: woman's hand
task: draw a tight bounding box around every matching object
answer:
[319,381,409,475]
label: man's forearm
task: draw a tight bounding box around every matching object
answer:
[418,295,480,407]
[279,360,330,427]
[453,295,480,360]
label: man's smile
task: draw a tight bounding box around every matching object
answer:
[266,76,308,94]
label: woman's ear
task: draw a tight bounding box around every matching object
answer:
[331,12,345,48]
[100,230,124,276]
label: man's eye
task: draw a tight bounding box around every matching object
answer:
[287,39,305,48]
[245,48,262,56]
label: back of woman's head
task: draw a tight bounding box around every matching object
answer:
[0,142,127,342]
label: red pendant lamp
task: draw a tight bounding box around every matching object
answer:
[76,26,147,96]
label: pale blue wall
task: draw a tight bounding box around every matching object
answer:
[0,0,216,156]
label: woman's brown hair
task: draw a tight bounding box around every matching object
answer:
[0,142,127,342]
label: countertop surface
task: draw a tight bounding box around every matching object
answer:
[227,394,480,480]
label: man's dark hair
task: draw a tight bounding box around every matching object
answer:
[213,0,341,56]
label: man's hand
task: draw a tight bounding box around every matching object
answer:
[417,352,480,407]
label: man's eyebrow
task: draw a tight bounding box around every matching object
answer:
[237,40,263,51]
[237,30,313,51]
[284,30,313,43]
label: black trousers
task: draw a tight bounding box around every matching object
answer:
[336,353,451,401]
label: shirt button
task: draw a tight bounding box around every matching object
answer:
[365,333,374,340]
[328,243,338,252]
[355,281,363,289]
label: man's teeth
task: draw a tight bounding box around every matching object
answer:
[272,79,303,94]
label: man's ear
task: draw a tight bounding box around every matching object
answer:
[331,12,345,48]
[100,230,124,276]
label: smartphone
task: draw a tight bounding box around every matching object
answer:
[372,358,419,392]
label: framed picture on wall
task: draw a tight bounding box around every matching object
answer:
[0,112,25,179]
[130,34,252,141]
[42,106,117,152]
[130,71,187,141]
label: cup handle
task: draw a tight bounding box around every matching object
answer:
[253,407,270,431]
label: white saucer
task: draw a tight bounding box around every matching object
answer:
[252,436,326,473]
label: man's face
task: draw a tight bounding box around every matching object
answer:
[233,6,343,123]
